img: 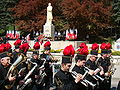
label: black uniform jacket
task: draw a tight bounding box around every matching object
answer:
[97,57,111,73]
[0,64,10,90]
[72,65,87,90]
[54,69,76,90]
[86,59,98,70]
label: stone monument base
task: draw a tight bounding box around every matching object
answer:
[43,24,55,38]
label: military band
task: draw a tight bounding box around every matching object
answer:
[0,40,117,90]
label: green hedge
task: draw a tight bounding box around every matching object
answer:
[112,51,120,56]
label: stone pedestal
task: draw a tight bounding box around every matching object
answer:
[43,24,55,38]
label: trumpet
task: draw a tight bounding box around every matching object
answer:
[84,66,104,81]
[71,71,96,87]
[17,60,38,90]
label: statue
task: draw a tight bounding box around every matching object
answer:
[43,3,55,38]
[46,3,53,25]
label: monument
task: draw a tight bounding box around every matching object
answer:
[43,3,55,38]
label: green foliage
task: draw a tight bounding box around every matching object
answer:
[112,0,120,25]
[0,0,18,33]
[112,51,120,56]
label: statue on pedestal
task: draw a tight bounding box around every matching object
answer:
[43,3,54,38]
[46,3,53,25]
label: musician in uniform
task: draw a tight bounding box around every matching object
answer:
[40,41,53,89]
[54,45,81,90]
[72,54,88,90]
[86,49,103,90]
[97,48,111,90]
[0,53,16,90]
[28,51,44,90]
[106,43,112,90]
[12,45,20,63]
[54,55,82,90]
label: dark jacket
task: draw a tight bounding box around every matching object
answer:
[72,65,87,90]
[0,64,10,90]
[54,69,76,90]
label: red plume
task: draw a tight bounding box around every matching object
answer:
[91,43,99,50]
[14,39,21,46]
[100,43,107,50]
[63,45,75,56]
[5,43,12,51]
[63,46,71,56]
[33,42,40,49]
[0,45,4,53]
[69,45,75,56]
[79,43,86,48]
[106,43,111,49]
[44,41,51,47]
[80,48,89,55]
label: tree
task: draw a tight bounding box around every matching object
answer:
[112,0,120,25]
[59,0,112,41]
[0,0,18,36]
[10,0,61,34]
[10,0,113,42]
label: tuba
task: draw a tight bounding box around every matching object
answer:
[5,53,27,89]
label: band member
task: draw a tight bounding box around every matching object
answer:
[97,43,111,90]
[86,48,99,71]
[72,54,88,90]
[54,56,82,90]
[40,41,53,90]
[54,45,81,90]
[28,51,44,90]
[85,43,102,90]
[12,45,20,63]
[106,43,112,90]
[0,53,16,90]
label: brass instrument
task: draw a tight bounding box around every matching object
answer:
[18,78,32,90]
[49,54,59,62]
[84,66,104,81]
[5,53,27,89]
[105,56,116,79]
[35,58,46,84]
[71,71,96,87]
[108,56,116,75]
[17,60,38,90]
